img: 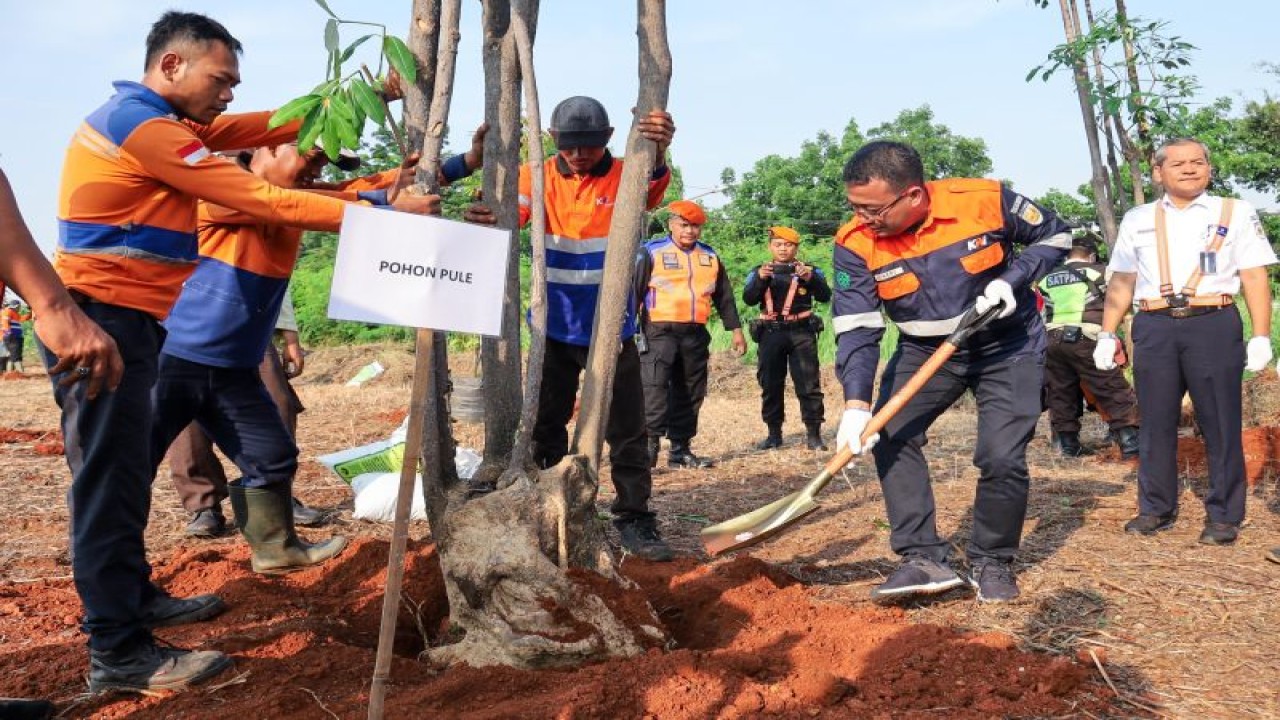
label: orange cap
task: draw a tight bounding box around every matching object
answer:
[769,226,800,244]
[667,200,707,226]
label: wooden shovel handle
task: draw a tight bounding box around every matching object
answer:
[820,302,1001,477]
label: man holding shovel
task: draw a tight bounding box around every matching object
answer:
[833,141,1071,603]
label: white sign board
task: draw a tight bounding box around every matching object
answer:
[327,204,512,336]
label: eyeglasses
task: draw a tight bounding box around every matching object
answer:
[849,186,917,220]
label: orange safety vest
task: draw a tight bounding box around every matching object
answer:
[644,238,721,324]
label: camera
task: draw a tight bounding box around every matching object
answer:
[771,262,795,276]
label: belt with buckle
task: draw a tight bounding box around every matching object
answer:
[1139,293,1233,318]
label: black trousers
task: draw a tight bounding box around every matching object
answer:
[150,354,299,495]
[39,303,165,653]
[756,324,824,429]
[872,343,1044,563]
[168,344,305,512]
[531,338,653,523]
[1044,332,1139,433]
[1132,307,1246,524]
[640,322,710,443]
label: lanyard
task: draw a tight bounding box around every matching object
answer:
[1154,197,1234,298]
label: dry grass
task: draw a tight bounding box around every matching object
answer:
[2,347,1279,719]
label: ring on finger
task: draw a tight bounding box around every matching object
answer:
[75,366,91,377]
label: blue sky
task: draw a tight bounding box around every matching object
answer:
[1,0,1276,252]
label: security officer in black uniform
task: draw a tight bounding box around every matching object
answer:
[1037,232,1140,458]
[743,226,832,450]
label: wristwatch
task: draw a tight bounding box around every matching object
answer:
[1097,331,1117,340]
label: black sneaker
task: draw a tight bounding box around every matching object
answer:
[292,497,327,527]
[870,556,964,603]
[142,592,226,629]
[185,507,226,538]
[617,519,674,562]
[968,560,1020,603]
[1198,522,1239,546]
[1124,513,1177,535]
[88,641,233,694]
[0,698,54,720]
[668,443,714,469]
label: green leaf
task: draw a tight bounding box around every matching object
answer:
[324,19,339,53]
[340,34,375,64]
[349,78,386,125]
[345,88,366,138]
[321,110,342,160]
[328,90,357,125]
[313,0,338,19]
[268,94,322,129]
[297,104,326,152]
[334,110,360,151]
[382,35,417,84]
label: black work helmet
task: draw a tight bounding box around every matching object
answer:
[549,96,612,150]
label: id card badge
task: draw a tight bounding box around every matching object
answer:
[1200,251,1217,275]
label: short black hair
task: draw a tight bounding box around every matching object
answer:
[144,11,242,70]
[842,141,925,191]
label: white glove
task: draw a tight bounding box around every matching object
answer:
[836,408,879,455]
[1094,337,1118,371]
[1246,336,1273,372]
[974,279,1016,319]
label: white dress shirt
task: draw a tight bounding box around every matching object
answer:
[1109,193,1275,300]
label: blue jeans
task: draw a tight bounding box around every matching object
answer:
[40,302,164,652]
[150,354,298,492]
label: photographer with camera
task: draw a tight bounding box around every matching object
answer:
[637,200,745,469]
[1037,232,1139,458]
[743,226,831,450]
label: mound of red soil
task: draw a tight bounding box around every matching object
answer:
[0,427,63,455]
[1177,426,1280,485]
[0,539,1112,719]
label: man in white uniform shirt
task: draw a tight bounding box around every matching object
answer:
[1095,137,1275,545]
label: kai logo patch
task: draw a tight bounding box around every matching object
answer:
[966,236,990,251]
[596,196,612,206]
[873,266,905,283]
[1018,202,1044,226]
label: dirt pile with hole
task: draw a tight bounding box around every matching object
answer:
[0,538,1110,719]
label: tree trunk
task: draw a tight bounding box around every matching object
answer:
[471,0,524,487]
[420,0,667,670]
[1083,0,1127,214]
[1058,0,1119,246]
[403,0,441,156]
[572,0,672,467]
[1114,0,1148,205]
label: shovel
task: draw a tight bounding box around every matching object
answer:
[700,302,1004,556]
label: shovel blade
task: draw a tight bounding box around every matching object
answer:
[700,488,822,556]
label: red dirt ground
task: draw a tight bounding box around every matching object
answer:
[0,426,63,455]
[0,538,1116,719]
[1177,426,1280,486]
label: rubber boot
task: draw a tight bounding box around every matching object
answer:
[1113,426,1139,460]
[668,441,714,468]
[229,482,347,575]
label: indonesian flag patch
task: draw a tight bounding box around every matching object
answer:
[177,140,210,165]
